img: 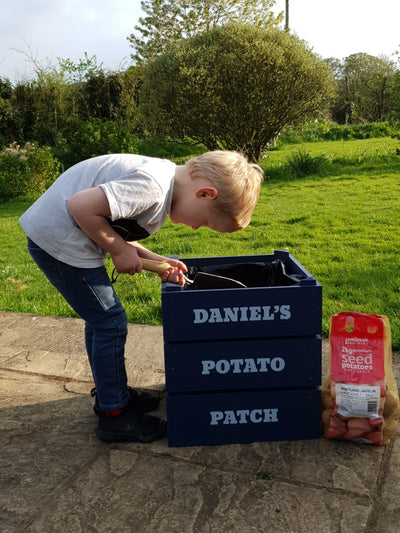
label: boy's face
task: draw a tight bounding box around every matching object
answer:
[170,188,236,233]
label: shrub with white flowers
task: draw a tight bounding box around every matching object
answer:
[0,142,60,203]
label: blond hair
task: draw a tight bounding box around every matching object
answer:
[186,151,264,230]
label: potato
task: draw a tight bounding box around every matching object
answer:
[322,408,332,427]
[383,390,400,418]
[321,389,333,409]
[363,431,382,445]
[347,417,374,433]
[382,418,399,445]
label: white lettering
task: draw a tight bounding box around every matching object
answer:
[236,410,250,423]
[193,305,292,324]
[223,307,239,322]
[200,356,286,375]
[249,306,262,321]
[262,306,274,320]
[264,408,279,422]
[210,408,279,425]
[215,359,230,374]
[231,359,244,373]
[345,337,368,345]
[201,360,215,375]
[243,358,258,373]
[250,409,263,423]
[210,411,224,425]
[257,357,270,372]
[224,411,237,424]
[270,357,285,372]
[209,308,223,323]
[193,309,208,324]
[240,307,249,321]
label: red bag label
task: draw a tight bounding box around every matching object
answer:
[330,312,385,386]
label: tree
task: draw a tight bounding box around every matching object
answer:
[0,54,141,152]
[328,53,396,124]
[138,23,335,161]
[82,68,140,123]
[0,78,20,146]
[128,0,283,63]
[388,70,400,121]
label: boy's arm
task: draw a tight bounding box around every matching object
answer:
[129,241,187,269]
[67,187,143,275]
[128,241,188,285]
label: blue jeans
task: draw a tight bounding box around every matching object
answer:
[27,238,129,411]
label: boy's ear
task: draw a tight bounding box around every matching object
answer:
[195,187,218,200]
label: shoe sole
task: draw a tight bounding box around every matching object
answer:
[95,421,167,443]
[93,399,161,417]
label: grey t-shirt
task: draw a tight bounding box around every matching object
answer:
[19,154,176,268]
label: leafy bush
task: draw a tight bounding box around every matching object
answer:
[285,149,330,177]
[137,137,206,163]
[52,119,204,169]
[0,142,60,203]
[140,23,335,162]
[278,121,400,144]
[52,119,141,169]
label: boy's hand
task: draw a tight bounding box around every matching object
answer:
[159,258,188,286]
[111,244,143,276]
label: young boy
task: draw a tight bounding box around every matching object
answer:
[19,151,263,443]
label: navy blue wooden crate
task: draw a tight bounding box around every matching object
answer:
[161,251,321,343]
[164,336,321,393]
[167,388,321,447]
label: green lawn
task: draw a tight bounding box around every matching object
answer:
[1,137,399,348]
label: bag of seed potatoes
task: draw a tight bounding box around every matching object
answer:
[322,312,399,445]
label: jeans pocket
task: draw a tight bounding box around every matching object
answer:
[43,262,66,289]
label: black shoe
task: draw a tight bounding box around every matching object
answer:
[96,409,167,443]
[91,386,161,416]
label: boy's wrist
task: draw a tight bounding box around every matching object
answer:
[108,239,131,258]
[127,242,167,263]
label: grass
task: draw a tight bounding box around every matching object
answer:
[1,137,399,348]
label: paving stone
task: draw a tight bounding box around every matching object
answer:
[1,312,400,533]
[0,312,165,391]
[21,448,372,533]
[372,437,400,532]
[0,369,77,408]
[0,397,102,532]
[155,437,384,497]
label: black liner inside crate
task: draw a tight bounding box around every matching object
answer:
[183,258,307,290]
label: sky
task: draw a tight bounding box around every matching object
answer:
[1,0,399,83]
